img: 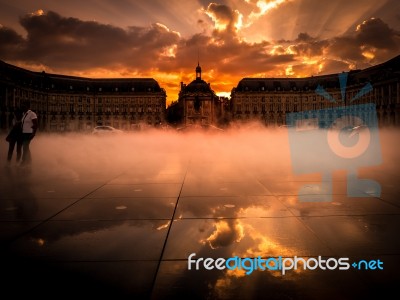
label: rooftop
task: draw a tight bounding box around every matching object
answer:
[0,60,164,93]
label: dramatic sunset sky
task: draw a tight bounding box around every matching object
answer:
[1,0,399,104]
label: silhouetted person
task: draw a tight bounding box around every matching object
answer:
[20,103,38,166]
[5,109,23,163]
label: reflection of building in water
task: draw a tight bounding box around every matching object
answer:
[231,55,400,127]
[166,63,227,127]
[0,61,166,132]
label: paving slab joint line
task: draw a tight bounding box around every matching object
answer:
[149,160,190,298]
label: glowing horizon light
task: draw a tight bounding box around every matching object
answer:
[216,91,231,98]
[285,65,294,76]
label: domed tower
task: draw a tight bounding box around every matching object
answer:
[174,62,219,126]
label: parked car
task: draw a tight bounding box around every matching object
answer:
[92,125,123,134]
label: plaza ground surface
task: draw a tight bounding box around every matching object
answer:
[0,128,399,299]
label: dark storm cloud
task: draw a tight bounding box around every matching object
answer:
[296,32,314,42]
[356,17,398,50]
[156,31,290,76]
[207,3,235,23]
[328,36,365,62]
[1,9,399,84]
[290,33,329,57]
[1,11,180,70]
[1,9,263,79]
[273,18,400,74]
[0,25,24,59]
[205,2,242,33]
[327,17,400,64]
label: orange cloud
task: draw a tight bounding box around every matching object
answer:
[1,8,399,106]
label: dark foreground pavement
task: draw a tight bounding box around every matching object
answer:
[0,131,399,299]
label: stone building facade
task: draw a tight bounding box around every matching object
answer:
[0,61,166,132]
[231,55,400,127]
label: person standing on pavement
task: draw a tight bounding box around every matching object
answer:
[5,109,23,163]
[20,102,38,165]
